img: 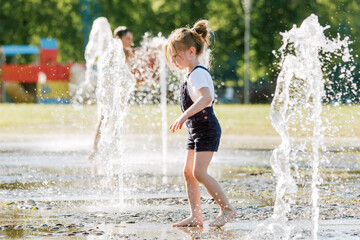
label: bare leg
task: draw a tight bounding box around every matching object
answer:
[88,114,104,162]
[193,151,236,227]
[172,150,203,227]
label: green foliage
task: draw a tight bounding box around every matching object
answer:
[0,0,84,62]
[1,0,359,103]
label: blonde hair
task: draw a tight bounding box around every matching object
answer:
[164,19,213,71]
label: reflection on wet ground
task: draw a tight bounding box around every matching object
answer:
[0,135,359,239]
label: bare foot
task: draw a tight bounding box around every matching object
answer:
[209,207,236,227]
[172,216,203,227]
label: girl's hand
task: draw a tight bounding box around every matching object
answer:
[169,113,188,133]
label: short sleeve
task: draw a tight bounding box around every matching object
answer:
[188,69,210,92]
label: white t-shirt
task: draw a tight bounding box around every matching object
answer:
[186,65,215,107]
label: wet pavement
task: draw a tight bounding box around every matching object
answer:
[0,134,359,239]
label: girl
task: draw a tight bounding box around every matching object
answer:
[164,20,236,228]
[113,26,134,60]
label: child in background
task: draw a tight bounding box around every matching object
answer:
[164,20,236,227]
[113,26,134,60]
[89,26,134,162]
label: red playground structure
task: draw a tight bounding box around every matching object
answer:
[0,38,71,103]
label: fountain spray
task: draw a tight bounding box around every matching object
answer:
[95,37,136,203]
[246,14,353,240]
[76,17,113,104]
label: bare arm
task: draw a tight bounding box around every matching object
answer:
[169,87,212,133]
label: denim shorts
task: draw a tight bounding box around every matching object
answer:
[185,107,222,152]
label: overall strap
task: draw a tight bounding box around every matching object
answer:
[187,65,210,78]
[187,65,215,105]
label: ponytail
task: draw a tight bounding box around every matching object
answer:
[191,19,211,47]
[164,19,213,70]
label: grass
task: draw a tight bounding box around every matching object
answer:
[0,104,96,134]
[0,103,359,137]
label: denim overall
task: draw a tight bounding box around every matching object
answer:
[180,66,221,152]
